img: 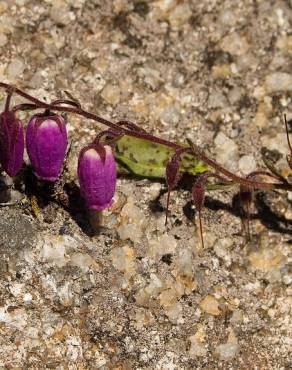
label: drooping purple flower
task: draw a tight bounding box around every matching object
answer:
[0,110,24,177]
[26,112,68,181]
[78,143,117,211]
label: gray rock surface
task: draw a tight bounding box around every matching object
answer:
[0,0,291,369]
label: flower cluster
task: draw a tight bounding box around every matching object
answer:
[0,94,117,212]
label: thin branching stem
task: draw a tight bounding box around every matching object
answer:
[186,139,291,191]
[198,211,204,249]
[4,86,14,113]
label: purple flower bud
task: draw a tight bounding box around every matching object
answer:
[78,143,117,211]
[26,113,68,181]
[0,110,24,177]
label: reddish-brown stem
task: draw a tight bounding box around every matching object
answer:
[186,139,291,191]
[94,130,124,146]
[198,211,204,249]
[51,99,81,110]
[6,84,183,147]
[246,170,282,182]
[165,190,170,226]
[192,171,229,249]
[116,120,146,133]
[64,90,82,108]
[12,103,39,112]
[4,87,13,112]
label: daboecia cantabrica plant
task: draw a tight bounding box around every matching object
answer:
[0,82,291,246]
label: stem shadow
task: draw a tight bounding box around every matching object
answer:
[148,177,292,238]
[20,167,292,240]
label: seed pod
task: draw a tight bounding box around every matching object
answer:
[26,112,68,181]
[78,143,117,211]
[0,110,24,177]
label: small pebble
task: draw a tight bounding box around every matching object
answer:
[0,1,8,15]
[215,329,239,360]
[111,246,136,277]
[218,9,236,27]
[238,155,257,175]
[50,5,75,26]
[228,87,243,105]
[159,105,181,126]
[101,83,121,105]
[261,133,289,155]
[236,53,258,72]
[265,72,292,93]
[6,59,25,79]
[248,247,285,270]
[40,236,68,268]
[69,253,99,273]
[169,3,192,30]
[138,67,162,90]
[220,32,250,56]
[214,132,239,172]
[208,91,228,109]
[0,33,7,47]
[163,302,183,323]
[199,295,221,316]
[189,326,208,357]
[148,234,177,260]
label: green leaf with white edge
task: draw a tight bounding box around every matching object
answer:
[114,135,208,178]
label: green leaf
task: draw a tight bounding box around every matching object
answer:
[114,135,208,178]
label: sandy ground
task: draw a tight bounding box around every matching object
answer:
[0,0,291,369]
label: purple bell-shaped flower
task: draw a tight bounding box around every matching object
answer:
[0,110,24,177]
[26,112,68,181]
[78,143,117,211]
